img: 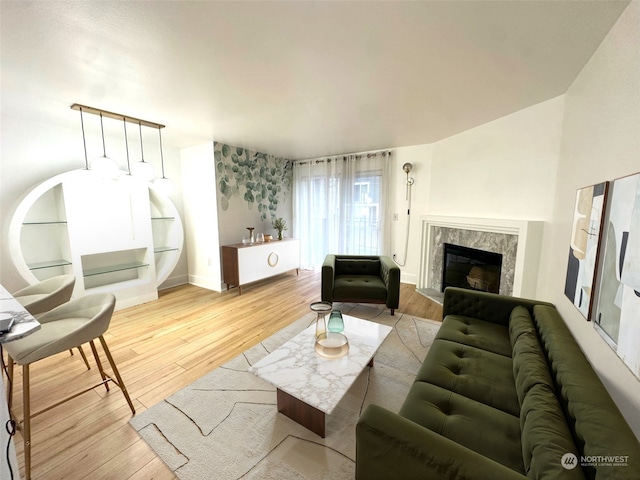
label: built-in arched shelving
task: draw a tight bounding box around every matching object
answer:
[9,169,183,309]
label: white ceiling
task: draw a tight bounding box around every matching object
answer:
[0,1,630,160]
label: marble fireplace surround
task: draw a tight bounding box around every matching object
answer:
[417,216,544,300]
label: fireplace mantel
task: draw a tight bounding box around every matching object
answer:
[418,215,544,298]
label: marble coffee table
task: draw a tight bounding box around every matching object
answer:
[249,314,393,437]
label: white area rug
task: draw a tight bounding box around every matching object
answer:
[129,304,441,479]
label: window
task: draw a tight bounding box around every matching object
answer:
[293,153,391,269]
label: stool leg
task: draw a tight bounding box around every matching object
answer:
[99,336,135,415]
[76,346,91,370]
[89,341,110,392]
[23,364,32,480]
[6,356,14,411]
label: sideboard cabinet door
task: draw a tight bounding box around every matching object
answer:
[222,238,300,294]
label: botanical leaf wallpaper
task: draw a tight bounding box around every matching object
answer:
[214,142,293,222]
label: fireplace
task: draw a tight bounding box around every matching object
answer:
[418,216,544,300]
[442,243,502,293]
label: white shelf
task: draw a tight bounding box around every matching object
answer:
[28,259,73,270]
[23,221,68,225]
[83,262,150,277]
[9,169,184,310]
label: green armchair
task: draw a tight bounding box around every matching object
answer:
[321,255,401,315]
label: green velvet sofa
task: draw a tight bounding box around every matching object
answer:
[356,287,640,479]
[321,255,400,315]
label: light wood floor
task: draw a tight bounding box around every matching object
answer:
[5,270,441,479]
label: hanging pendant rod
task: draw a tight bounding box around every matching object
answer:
[70,103,165,129]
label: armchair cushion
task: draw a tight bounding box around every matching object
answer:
[334,276,387,302]
[335,258,381,276]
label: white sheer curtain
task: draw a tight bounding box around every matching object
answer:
[293,151,392,269]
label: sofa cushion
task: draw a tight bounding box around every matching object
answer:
[357,404,529,480]
[415,338,520,416]
[436,314,512,357]
[509,306,537,346]
[333,276,387,301]
[533,305,640,480]
[512,332,555,408]
[400,382,525,474]
[520,384,585,480]
[334,258,380,276]
[509,307,556,406]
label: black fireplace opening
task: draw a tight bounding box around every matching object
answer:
[442,243,503,294]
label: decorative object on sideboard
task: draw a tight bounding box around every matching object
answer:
[272,217,287,240]
[263,234,272,242]
[245,227,255,245]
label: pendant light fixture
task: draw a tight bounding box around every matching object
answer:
[131,121,155,182]
[79,106,89,170]
[91,112,120,177]
[123,118,133,176]
[153,128,173,194]
[70,104,166,183]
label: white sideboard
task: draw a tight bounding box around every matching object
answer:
[222,238,300,294]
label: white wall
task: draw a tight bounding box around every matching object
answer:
[386,97,562,295]
[538,0,640,438]
[430,96,564,221]
[386,97,564,287]
[180,142,222,291]
[0,112,188,292]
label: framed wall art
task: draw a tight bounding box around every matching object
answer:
[564,181,609,320]
[594,172,640,379]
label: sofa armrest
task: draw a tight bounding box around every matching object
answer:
[442,287,553,326]
[379,256,400,309]
[321,255,336,303]
[356,404,527,480]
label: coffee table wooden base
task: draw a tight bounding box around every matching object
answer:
[251,318,392,439]
[277,388,326,438]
